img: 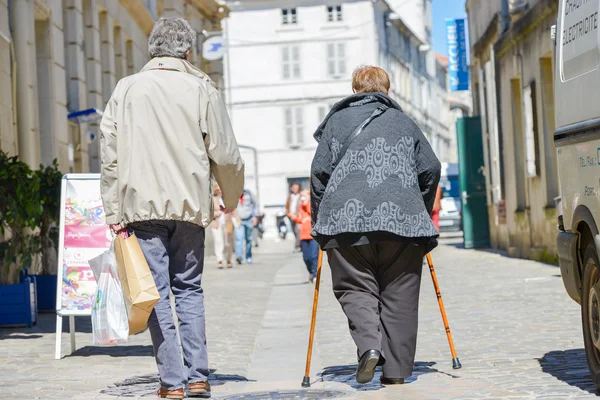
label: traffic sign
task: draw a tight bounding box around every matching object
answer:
[203,36,225,61]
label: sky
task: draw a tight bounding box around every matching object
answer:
[432,0,467,56]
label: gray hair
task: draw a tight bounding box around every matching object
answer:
[148,18,196,59]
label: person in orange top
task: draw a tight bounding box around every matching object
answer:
[288,190,319,283]
[431,186,443,231]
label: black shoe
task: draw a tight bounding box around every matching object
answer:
[380,376,405,385]
[356,349,381,384]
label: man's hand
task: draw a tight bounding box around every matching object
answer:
[220,205,236,214]
[109,224,124,234]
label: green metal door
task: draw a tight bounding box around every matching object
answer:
[456,117,490,249]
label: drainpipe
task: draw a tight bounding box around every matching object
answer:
[501,0,510,33]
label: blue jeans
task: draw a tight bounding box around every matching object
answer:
[128,221,208,390]
[301,239,319,275]
[235,218,253,261]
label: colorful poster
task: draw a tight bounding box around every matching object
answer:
[61,265,97,311]
[58,176,111,313]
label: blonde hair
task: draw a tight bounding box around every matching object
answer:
[352,65,391,94]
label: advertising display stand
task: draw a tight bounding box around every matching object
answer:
[54,174,111,359]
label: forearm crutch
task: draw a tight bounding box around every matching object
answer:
[426,253,462,369]
[302,249,324,387]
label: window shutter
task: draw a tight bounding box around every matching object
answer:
[282,47,290,79]
[530,81,541,176]
[523,83,540,177]
[296,108,304,144]
[338,43,346,75]
[318,106,326,122]
[282,46,290,62]
[285,108,293,144]
[292,46,301,78]
[327,43,335,76]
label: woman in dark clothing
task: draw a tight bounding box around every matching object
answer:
[311,66,441,385]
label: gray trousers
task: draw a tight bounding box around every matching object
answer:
[327,241,424,379]
[128,221,208,390]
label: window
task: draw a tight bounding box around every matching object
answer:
[540,57,558,205]
[523,82,541,177]
[511,78,527,210]
[318,106,327,122]
[282,46,301,80]
[284,107,304,147]
[282,8,297,24]
[327,5,343,22]
[327,43,346,77]
[483,59,503,204]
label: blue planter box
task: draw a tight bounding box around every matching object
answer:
[32,274,57,312]
[0,275,37,328]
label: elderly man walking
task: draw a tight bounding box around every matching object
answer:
[100,18,244,399]
[311,66,441,385]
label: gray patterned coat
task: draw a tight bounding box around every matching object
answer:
[310,93,441,252]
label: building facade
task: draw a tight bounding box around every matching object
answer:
[225,0,452,220]
[0,0,227,173]
[467,0,559,261]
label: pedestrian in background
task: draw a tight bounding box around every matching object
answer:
[311,65,440,385]
[286,183,302,252]
[288,189,319,283]
[235,189,256,264]
[100,18,244,399]
[431,186,443,231]
[212,183,235,269]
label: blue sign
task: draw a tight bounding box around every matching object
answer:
[446,18,469,91]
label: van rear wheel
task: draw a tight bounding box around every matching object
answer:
[582,243,600,389]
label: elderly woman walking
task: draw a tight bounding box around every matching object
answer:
[311,66,441,385]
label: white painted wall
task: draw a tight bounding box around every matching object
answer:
[226,0,451,231]
[226,0,377,217]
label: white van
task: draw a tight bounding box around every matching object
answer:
[555,0,600,388]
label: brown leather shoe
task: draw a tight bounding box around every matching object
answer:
[189,380,211,394]
[157,387,185,399]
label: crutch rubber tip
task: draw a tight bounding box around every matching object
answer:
[302,376,311,388]
[452,358,462,369]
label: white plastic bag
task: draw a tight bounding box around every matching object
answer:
[89,242,129,345]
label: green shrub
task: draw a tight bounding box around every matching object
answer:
[0,151,62,284]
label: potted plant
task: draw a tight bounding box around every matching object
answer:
[29,160,62,312]
[0,151,42,327]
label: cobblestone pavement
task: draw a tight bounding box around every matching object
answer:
[0,234,598,399]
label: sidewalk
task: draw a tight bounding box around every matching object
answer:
[0,235,597,399]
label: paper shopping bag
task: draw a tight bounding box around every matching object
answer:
[114,233,160,335]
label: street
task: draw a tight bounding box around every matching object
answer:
[0,234,596,400]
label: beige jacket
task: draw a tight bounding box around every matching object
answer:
[100,57,245,227]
